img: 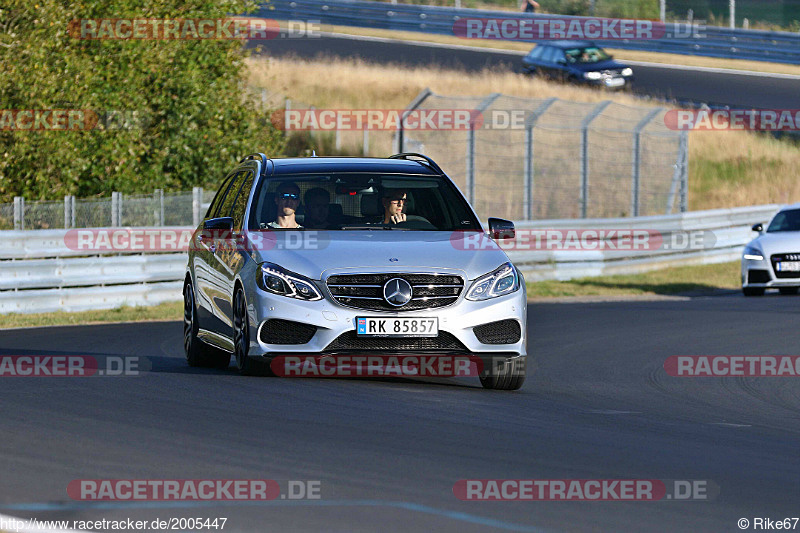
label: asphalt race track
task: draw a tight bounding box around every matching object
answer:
[249,33,800,109]
[1,294,799,532]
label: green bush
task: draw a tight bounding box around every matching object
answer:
[0,0,284,201]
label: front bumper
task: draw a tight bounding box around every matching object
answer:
[242,281,527,359]
[741,255,800,288]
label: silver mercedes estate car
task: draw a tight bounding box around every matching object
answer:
[184,153,527,389]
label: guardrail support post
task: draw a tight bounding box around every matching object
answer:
[111,192,121,227]
[631,108,662,217]
[580,101,612,219]
[13,196,24,230]
[523,98,557,220]
[192,187,203,227]
[729,0,735,28]
[399,88,432,153]
[680,131,689,212]
[467,93,501,207]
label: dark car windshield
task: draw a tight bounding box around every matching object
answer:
[767,209,800,232]
[247,173,482,231]
[565,46,611,64]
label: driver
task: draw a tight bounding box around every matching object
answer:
[267,182,303,229]
[381,189,407,225]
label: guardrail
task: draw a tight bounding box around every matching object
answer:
[260,0,800,65]
[0,204,780,314]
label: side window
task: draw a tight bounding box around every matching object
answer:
[232,171,255,230]
[552,49,566,64]
[527,46,543,59]
[205,173,236,219]
[540,46,555,63]
[216,171,245,219]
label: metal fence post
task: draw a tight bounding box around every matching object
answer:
[466,93,501,207]
[284,98,291,133]
[154,189,164,226]
[523,98,557,220]
[399,88,432,153]
[70,196,76,228]
[111,192,121,227]
[580,101,611,218]
[362,127,369,156]
[13,196,24,230]
[680,130,689,212]
[631,108,662,217]
[192,187,203,227]
[64,195,72,228]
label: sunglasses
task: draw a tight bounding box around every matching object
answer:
[278,193,300,200]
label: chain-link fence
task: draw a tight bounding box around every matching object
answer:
[2,189,211,230]
[397,90,688,221]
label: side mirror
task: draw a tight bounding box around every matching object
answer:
[204,217,234,231]
[488,218,515,240]
[557,59,567,65]
[752,223,763,232]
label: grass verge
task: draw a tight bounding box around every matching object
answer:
[526,261,740,298]
[0,301,182,329]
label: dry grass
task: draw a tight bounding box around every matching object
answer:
[248,55,800,211]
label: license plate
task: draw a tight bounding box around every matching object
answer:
[605,77,625,87]
[356,317,438,337]
[777,261,800,272]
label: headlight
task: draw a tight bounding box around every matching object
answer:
[466,262,520,301]
[743,246,764,261]
[256,262,322,301]
[621,67,633,77]
[584,71,602,80]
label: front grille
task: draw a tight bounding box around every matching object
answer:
[259,319,317,345]
[327,273,463,311]
[324,331,467,352]
[748,269,771,284]
[771,254,800,278]
[473,320,522,345]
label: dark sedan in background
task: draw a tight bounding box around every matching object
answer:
[521,40,634,89]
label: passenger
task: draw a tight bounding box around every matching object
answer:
[303,187,332,229]
[382,189,408,225]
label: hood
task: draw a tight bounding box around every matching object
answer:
[246,230,512,281]
[571,59,627,72]
[750,231,800,256]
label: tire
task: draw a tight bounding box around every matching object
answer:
[233,288,271,376]
[480,356,526,390]
[779,287,799,295]
[184,282,231,369]
[742,287,765,297]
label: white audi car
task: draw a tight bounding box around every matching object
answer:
[742,204,800,296]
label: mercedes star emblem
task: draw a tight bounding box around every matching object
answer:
[383,278,412,307]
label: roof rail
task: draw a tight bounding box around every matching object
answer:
[239,153,267,164]
[388,153,443,174]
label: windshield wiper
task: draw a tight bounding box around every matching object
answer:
[340,225,410,231]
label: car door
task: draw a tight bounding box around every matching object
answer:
[550,48,569,80]
[538,46,558,78]
[194,171,241,338]
[522,46,544,74]
[213,169,256,340]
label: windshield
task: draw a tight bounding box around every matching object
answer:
[565,46,611,64]
[247,173,482,231]
[767,209,800,232]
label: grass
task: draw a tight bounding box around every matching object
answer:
[526,261,740,298]
[0,301,182,329]
[249,55,800,211]
[316,23,800,77]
